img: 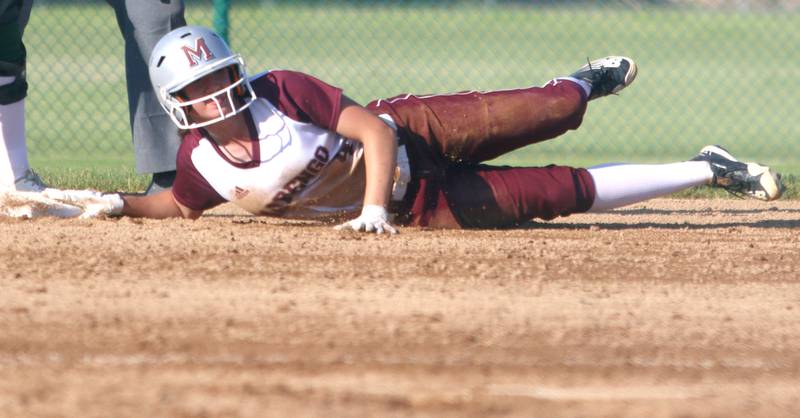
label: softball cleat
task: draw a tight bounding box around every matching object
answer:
[570,56,638,100]
[13,168,47,192]
[692,145,784,201]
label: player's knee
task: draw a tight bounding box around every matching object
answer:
[541,81,589,130]
[0,60,27,104]
[542,96,586,133]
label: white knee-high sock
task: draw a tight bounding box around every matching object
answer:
[588,161,713,212]
[0,99,30,187]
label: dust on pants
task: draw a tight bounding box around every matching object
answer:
[367,80,596,228]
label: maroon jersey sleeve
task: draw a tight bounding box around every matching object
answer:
[171,131,227,212]
[251,70,343,131]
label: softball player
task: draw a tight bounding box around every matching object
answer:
[40,26,784,232]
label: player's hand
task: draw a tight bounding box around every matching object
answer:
[42,189,124,219]
[334,204,398,235]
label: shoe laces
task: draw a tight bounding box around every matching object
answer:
[584,58,621,97]
[14,169,47,192]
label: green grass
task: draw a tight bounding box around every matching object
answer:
[22,3,800,194]
[33,167,150,193]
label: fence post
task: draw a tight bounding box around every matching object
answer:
[213,0,230,44]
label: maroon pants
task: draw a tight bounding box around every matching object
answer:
[367,80,596,228]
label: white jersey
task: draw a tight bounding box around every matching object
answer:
[193,99,365,217]
[172,70,368,219]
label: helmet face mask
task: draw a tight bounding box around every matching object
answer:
[163,61,253,129]
[149,26,257,130]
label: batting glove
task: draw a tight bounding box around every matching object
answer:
[42,189,124,219]
[334,204,398,235]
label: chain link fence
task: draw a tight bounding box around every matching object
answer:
[23,0,800,174]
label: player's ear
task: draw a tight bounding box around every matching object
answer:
[228,66,245,96]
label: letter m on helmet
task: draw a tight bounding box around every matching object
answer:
[182,38,215,67]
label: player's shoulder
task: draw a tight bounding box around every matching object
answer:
[180,129,204,149]
[249,69,323,94]
[254,68,316,82]
[248,69,286,103]
[177,129,206,166]
[248,69,341,126]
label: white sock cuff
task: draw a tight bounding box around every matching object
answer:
[554,77,592,98]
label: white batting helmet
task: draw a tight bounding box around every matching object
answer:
[148,25,256,129]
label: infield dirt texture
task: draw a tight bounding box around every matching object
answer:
[1,199,799,417]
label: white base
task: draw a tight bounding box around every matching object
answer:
[0,190,83,218]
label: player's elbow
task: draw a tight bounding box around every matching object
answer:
[375,121,397,145]
[170,192,204,220]
[353,120,396,147]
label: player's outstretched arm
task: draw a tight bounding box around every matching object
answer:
[121,190,203,219]
[332,96,398,234]
[41,189,202,219]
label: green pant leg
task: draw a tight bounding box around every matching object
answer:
[0,0,30,104]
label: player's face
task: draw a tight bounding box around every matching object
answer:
[181,68,235,121]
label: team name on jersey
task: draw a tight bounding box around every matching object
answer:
[186,80,367,220]
[266,145,329,212]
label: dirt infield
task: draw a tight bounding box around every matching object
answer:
[1,199,799,417]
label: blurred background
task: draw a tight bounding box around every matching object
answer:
[22,0,800,190]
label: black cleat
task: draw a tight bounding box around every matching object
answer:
[570,56,638,100]
[691,145,784,201]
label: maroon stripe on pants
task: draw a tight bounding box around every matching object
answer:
[367,80,595,228]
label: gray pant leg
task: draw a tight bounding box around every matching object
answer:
[107,0,185,174]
